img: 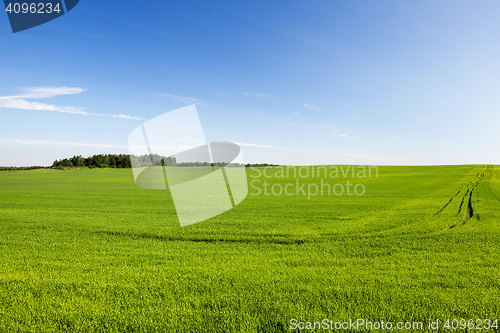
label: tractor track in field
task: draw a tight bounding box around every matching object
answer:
[402,166,488,229]
[411,166,489,229]
[486,167,500,203]
[431,166,485,219]
[448,166,488,228]
[455,188,469,217]
[433,168,484,218]
[431,189,462,217]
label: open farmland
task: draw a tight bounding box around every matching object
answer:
[0,165,499,332]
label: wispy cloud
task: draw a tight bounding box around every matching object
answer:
[282,121,360,139]
[1,138,331,157]
[211,92,231,98]
[77,32,108,39]
[256,93,275,98]
[0,87,143,120]
[234,142,283,150]
[161,94,204,104]
[234,142,327,154]
[241,91,277,98]
[281,120,326,129]
[354,115,370,121]
[329,149,385,160]
[0,138,128,148]
[0,86,86,100]
[161,93,222,107]
[0,98,86,115]
[333,133,359,140]
[235,141,384,162]
[89,113,144,121]
[294,112,299,115]
[302,103,319,109]
[281,120,340,131]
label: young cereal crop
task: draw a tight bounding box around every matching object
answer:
[0,165,498,332]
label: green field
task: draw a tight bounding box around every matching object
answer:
[0,165,499,332]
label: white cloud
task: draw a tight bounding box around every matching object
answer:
[354,115,370,121]
[281,120,327,129]
[234,142,328,154]
[329,149,385,160]
[0,86,86,100]
[302,103,319,109]
[88,113,144,120]
[0,138,128,148]
[282,121,359,139]
[211,92,231,98]
[76,32,108,39]
[161,93,222,107]
[256,93,275,98]
[0,137,216,153]
[243,92,249,96]
[234,142,283,150]
[0,98,86,115]
[294,112,299,115]
[160,93,204,104]
[113,114,144,120]
[236,141,388,163]
[0,86,142,120]
[333,133,361,140]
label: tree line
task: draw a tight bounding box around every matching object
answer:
[0,155,281,170]
[51,154,281,169]
[52,154,132,169]
[0,166,50,171]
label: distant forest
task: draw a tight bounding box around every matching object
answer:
[50,154,279,169]
[0,154,280,170]
[52,154,132,169]
[0,166,50,171]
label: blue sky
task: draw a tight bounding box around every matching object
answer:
[1,1,499,166]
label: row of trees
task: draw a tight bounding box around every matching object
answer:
[131,154,177,167]
[0,166,50,171]
[52,154,281,169]
[245,163,281,167]
[0,155,282,171]
[52,154,132,169]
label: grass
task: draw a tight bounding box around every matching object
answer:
[0,165,499,332]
